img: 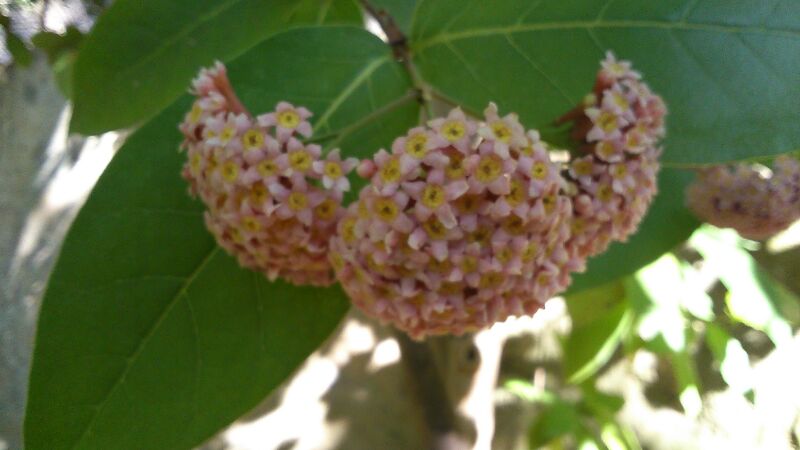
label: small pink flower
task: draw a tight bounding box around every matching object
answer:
[428,108,476,153]
[312,149,358,195]
[257,101,313,141]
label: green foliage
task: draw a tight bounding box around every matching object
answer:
[25,26,419,450]
[1,13,33,67]
[70,0,363,134]
[563,281,633,384]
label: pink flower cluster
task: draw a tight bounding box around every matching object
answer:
[560,52,666,263]
[179,62,357,286]
[329,104,582,339]
[178,53,666,339]
[686,155,800,240]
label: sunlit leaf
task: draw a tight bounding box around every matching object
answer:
[628,254,690,352]
[690,226,793,346]
[704,322,754,396]
[528,398,581,449]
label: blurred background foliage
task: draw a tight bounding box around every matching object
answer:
[505,224,800,449]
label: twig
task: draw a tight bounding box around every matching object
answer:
[394,330,471,450]
[359,0,433,120]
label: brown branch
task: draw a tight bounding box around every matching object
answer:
[394,330,471,450]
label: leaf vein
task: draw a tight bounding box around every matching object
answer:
[312,56,390,132]
[70,247,220,450]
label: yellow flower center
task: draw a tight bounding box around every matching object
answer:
[571,217,586,234]
[357,200,370,219]
[324,161,343,179]
[609,62,627,76]
[491,122,511,142]
[496,247,513,263]
[611,164,627,178]
[520,145,534,156]
[531,161,549,180]
[429,259,451,273]
[461,256,478,273]
[289,150,312,172]
[502,216,526,235]
[329,251,344,272]
[242,216,261,233]
[423,218,447,239]
[277,110,300,128]
[456,195,480,213]
[612,92,628,109]
[288,192,308,211]
[522,242,539,261]
[469,227,491,244]
[341,217,358,243]
[445,155,465,179]
[220,126,236,143]
[242,129,264,151]
[536,272,551,286]
[406,134,428,158]
[597,111,618,133]
[477,155,502,183]
[229,228,243,244]
[480,272,503,288]
[315,198,338,220]
[507,179,525,206]
[573,159,593,176]
[249,184,269,204]
[189,104,203,123]
[190,153,202,172]
[379,157,402,183]
[442,120,465,142]
[597,141,617,159]
[374,198,399,222]
[597,184,614,203]
[421,185,446,209]
[542,194,557,213]
[221,161,239,182]
[257,159,278,177]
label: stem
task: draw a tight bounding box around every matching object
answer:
[359,0,433,121]
[394,331,471,450]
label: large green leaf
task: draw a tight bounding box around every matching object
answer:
[408,0,800,291]
[26,26,418,450]
[410,0,800,164]
[70,0,363,134]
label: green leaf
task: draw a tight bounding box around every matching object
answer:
[26,26,417,450]
[529,398,582,448]
[563,298,633,384]
[411,0,800,164]
[690,226,794,346]
[505,379,558,405]
[667,350,702,417]
[627,254,691,352]
[70,0,363,134]
[409,0,800,290]
[704,323,754,395]
[4,26,32,67]
[31,26,84,63]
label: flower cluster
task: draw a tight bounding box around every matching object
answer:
[686,156,800,240]
[179,62,357,286]
[560,52,666,264]
[329,104,582,339]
